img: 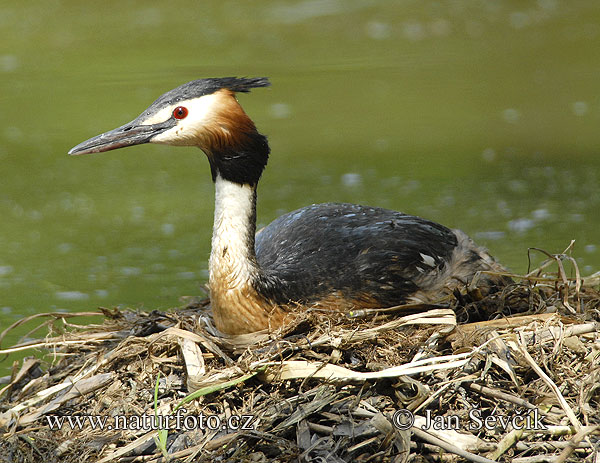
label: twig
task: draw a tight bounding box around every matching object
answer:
[517,334,581,431]
[488,428,525,461]
[347,302,449,318]
[525,242,574,278]
[563,255,582,313]
[515,440,592,451]
[412,382,454,414]
[0,311,105,347]
[554,425,598,463]
[468,383,537,410]
[512,456,558,463]
[412,427,497,463]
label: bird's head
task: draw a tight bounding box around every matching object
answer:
[69,77,271,185]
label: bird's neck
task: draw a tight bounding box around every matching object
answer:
[210,175,287,334]
[209,175,259,287]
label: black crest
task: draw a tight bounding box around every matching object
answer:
[145,77,270,112]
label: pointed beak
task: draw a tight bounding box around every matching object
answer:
[68,119,175,155]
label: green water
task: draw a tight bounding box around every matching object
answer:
[1,1,600,372]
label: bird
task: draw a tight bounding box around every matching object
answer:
[69,77,509,335]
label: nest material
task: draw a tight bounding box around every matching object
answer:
[1,249,600,463]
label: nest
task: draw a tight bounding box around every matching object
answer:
[1,246,600,463]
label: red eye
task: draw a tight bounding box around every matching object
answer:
[173,106,188,119]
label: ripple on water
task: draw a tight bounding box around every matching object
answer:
[474,231,506,241]
[502,108,521,124]
[131,206,145,222]
[531,208,552,221]
[572,101,588,116]
[57,243,73,253]
[482,148,496,162]
[269,103,292,119]
[120,267,142,276]
[0,265,13,276]
[507,218,535,233]
[161,223,175,236]
[365,21,391,40]
[341,173,362,187]
[0,54,19,72]
[177,271,196,280]
[151,263,166,272]
[55,291,89,301]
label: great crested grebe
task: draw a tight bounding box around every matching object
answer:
[69,77,508,335]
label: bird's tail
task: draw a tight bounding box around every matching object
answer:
[448,229,513,293]
[409,229,511,304]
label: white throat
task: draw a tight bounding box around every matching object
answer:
[209,176,258,291]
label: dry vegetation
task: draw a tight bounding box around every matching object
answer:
[1,246,599,462]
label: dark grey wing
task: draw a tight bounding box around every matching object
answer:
[254,203,458,306]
